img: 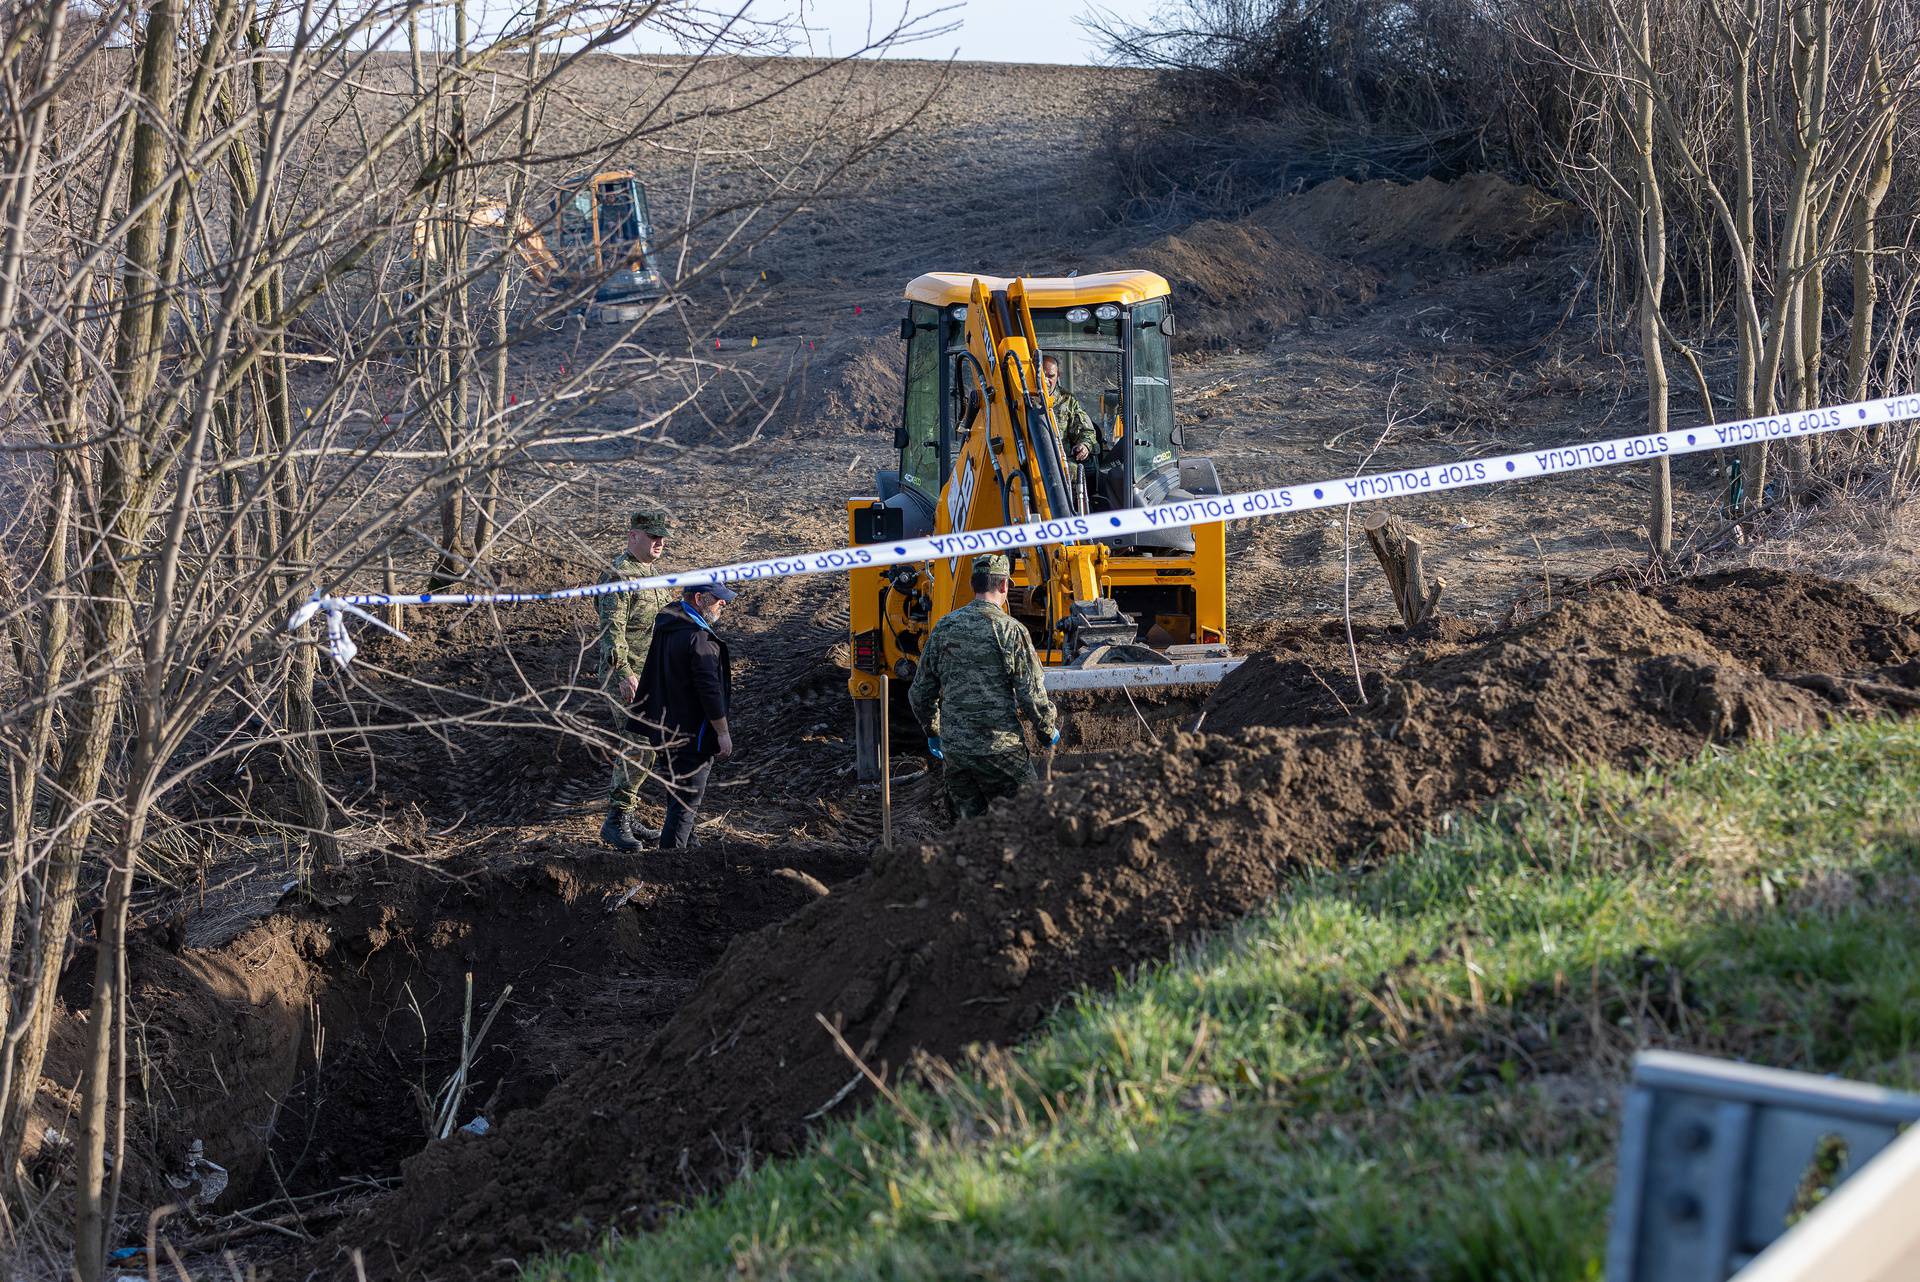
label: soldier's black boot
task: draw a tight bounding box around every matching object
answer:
[600,805,643,852]
[628,816,663,842]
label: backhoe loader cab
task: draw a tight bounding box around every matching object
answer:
[845,270,1234,779]
[403,172,666,320]
[892,272,1197,545]
[551,171,666,304]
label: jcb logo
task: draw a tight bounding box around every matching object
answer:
[945,459,977,580]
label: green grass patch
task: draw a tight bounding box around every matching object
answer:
[542,718,1920,1281]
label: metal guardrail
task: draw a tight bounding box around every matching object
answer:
[1606,1050,1920,1282]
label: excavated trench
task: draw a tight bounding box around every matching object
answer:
[260,851,853,1200]
[60,845,861,1235]
[51,569,1920,1277]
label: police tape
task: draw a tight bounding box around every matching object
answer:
[290,391,1920,666]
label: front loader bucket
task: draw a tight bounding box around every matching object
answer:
[1042,644,1245,693]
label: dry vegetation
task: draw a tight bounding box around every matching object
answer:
[0,1,944,1273]
[1097,0,1920,548]
[0,0,1918,1277]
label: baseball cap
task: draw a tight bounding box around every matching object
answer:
[683,581,737,602]
[629,508,670,536]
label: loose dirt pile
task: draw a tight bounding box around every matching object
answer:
[1121,173,1564,352]
[1133,219,1377,351]
[317,570,1916,1278]
[42,919,313,1212]
[784,337,903,440]
[1263,172,1571,266]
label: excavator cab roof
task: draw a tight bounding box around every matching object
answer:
[562,169,640,187]
[903,270,1170,308]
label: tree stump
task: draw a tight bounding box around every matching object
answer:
[1362,512,1445,628]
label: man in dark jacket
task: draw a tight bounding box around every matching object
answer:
[633,583,736,849]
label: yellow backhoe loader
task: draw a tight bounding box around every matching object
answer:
[844,270,1236,778]
[408,170,667,321]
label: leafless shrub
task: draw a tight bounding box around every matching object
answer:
[1088,0,1544,218]
[1528,0,1920,535]
[0,0,940,1271]
[1100,0,1920,544]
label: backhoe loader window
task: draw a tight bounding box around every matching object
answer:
[1047,351,1121,448]
[598,183,639,243]
[558,190,594,245]
[1130,299,1177,479]
[901,303,940,496]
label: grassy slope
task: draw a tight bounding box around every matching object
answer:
[545,719,1920,1281]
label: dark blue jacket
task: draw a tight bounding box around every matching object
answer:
[633,601,732,763]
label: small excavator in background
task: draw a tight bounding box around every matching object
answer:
[409,169,667,322]
[844,270,1239,779]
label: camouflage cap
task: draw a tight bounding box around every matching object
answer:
[629,507,670,537]
[972,552,1011,578]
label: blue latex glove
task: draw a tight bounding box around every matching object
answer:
[927,735,943,760]
[1048,729,1061,747]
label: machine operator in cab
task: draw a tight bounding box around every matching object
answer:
[1041,354,1103,465]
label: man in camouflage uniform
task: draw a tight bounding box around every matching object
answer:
[596,507,674,850]
[1042,354,1101,465]
[908,552,1061,820]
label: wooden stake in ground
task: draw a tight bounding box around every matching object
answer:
[1362,512,1445,628]
[384,549,405,635]
[878,674,892,850]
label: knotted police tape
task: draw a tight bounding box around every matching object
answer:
[287,596,410,668]
[289,391,1920,668]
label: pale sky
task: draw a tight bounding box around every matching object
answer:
[629,1,1161,65]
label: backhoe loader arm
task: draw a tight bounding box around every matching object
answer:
[409,201,560,286]
[944,278,1109,627]
[467,203,560,284]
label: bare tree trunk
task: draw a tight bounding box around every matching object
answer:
[1755,0,1832,414]
[1711,0,1767,510]
[73,787,149,1278]
[434,0,475,584]
[0,0,183,1198]
[0,21,62,1120]
[258,222,336,869]
[69,0,188,1264]
[0,468,73,1103]
[475,0,549,559]
[1800,214,1825,411]
[215,10,337,868]
[0,0,67,335]
[0,91,134,1195]
[1848,37,1894,410]
[1362,513,1444,627]
[286,640,335,867]
[1632,0,1673,556]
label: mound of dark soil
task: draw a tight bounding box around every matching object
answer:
[329,570,1920,1279]
[1265,173,1571,267]
[256,850,837,1200]
[1652,568,1920,675]
[43,921,316,1213]
[804,339,899,436]
[1206,614,1483,734]
[1133,219,1378,350]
